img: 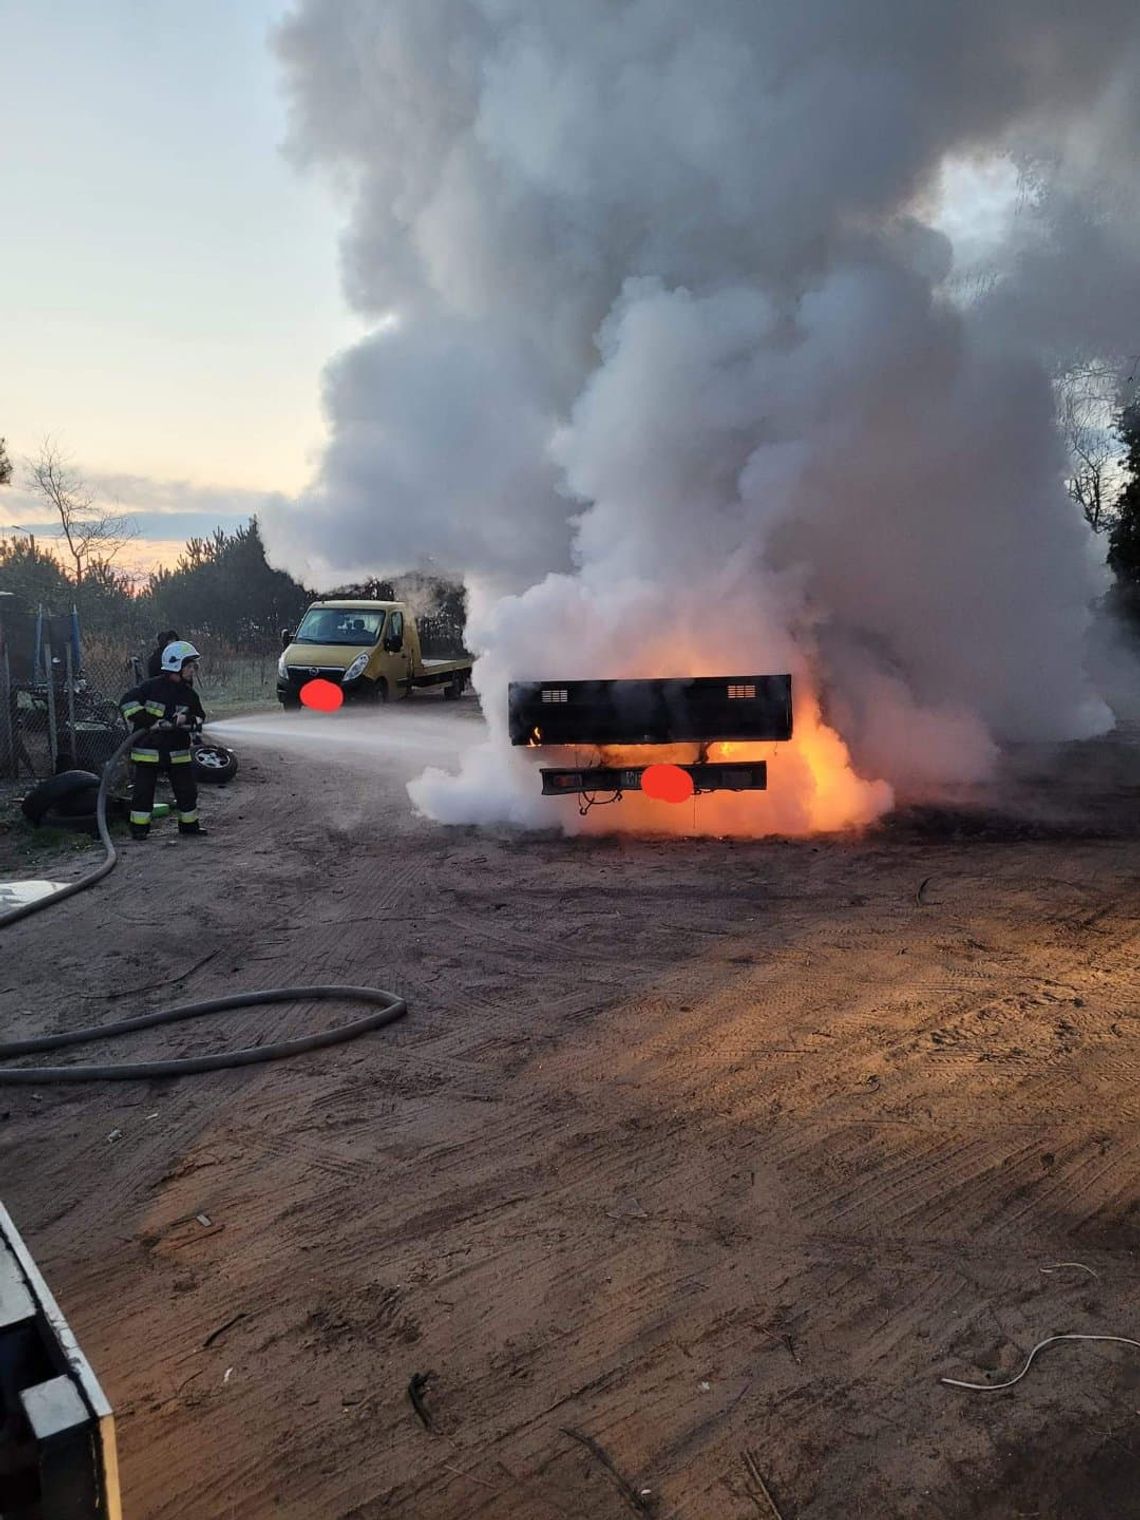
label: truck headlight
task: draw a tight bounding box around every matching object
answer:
[277,653,289,679]
[343,652,370,682]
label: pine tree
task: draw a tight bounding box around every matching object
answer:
[1107,401,1140,618]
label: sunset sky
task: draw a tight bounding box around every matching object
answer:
[0,0,362,574]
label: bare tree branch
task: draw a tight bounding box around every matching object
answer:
[25,437,135,584]
[1056,366,1126,534]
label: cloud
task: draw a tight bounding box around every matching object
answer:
[0,470,279,572]
[88,472,287,522]
[3,467,283,522]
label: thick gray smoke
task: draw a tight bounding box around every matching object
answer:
[264,0,1140,830]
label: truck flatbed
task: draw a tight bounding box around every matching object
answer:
[405,658,473,691]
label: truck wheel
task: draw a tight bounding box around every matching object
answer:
[280,692,301,711]
[444,676,465,701]
[192,743,239,785]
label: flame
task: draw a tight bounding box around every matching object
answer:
[561,682,891,838]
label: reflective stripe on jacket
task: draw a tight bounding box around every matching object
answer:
[118,675,206,753]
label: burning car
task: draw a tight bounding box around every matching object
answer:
[509,674,793,799]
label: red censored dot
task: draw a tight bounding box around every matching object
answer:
[641,763,694,804]
[300,678,344,712]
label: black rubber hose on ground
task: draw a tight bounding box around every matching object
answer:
[0,729,136,930]
[0,986,408,1083]
[0,733,409,1081]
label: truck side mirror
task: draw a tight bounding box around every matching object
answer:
[383,633,403,654]
[280,628,292,650]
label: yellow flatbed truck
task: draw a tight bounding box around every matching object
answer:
[277,600,472,708]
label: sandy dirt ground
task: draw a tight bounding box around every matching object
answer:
[3,698,1140,1519]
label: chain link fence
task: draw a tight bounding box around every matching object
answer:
[1,600,278,782]
[193,646,279,714]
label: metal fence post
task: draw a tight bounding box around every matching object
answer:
[64,640,78,770]
[0,640,13,779]
[43,624,59,774]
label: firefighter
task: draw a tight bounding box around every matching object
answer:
[146,629,179,679]
[119,640,207,840]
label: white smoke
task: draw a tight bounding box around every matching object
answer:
[264,0,1140,831]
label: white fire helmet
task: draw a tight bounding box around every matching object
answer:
[161,640,201,673]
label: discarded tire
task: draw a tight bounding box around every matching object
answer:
[21,771,101,826]
[191,742,238,785]
[35,795,131,835]
[37,812,99,836]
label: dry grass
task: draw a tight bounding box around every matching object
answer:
[195,650,278,714]
[76,636,279,714]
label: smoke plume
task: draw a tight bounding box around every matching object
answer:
[264,0,1140,832]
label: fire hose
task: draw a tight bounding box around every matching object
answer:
[0,731,408,1082]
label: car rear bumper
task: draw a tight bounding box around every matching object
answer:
[540,761,768,795]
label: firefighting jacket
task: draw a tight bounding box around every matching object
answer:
[119,675,206,756]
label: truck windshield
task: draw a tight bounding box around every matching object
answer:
[295,610,386,647]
